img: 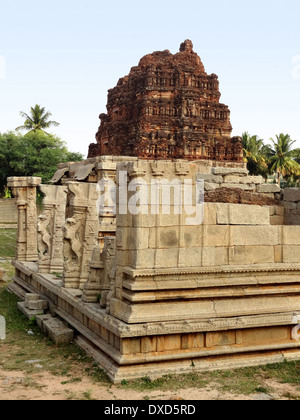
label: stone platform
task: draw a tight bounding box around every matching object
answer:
[9,259,300,383]
[6,162,300,383]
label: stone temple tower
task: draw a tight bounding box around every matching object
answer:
[88,40,243,162]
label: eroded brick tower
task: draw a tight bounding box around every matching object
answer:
[88,40,243,162]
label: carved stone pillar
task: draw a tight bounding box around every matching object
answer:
[7,177,42,262]
[38,185,67,274]
[62,182,100,289]
[96,160,117,250]
[82,236,116,304]
[82,246,104,303]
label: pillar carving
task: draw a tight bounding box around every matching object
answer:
[62,182,100,289]
[38,185,67,274]
[7,177,41,262]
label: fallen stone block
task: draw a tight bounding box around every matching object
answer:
[36,314,53,333]
[43,318,74,345]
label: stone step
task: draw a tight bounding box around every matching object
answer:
[17,301,45,319]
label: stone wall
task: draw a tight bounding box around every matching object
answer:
[0,199,17,228]
[283,188,300,225]
[7,165,300,383]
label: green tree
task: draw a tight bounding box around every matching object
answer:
[242,132,270,178]
[269,133,300,185]
[16,105,60,134]
[0,131,83,195]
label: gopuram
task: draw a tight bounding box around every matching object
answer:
[7,41,300,383]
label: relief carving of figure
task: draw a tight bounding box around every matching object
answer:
[63,216,82,271]
[38,212,52,260]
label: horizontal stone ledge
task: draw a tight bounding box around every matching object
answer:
[119,341,300,366]
[122,263,300,278]
[122,284,300,302]
[111,295,300,324]
[212,167,249,176]
[7,176,42,187]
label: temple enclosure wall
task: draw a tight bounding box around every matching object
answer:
[0,199,18,228]
[6,158,300,383]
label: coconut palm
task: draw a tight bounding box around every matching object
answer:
[242,132,270,178]
[269,133,300,185]
[16,105,60,134]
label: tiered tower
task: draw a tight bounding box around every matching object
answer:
[88,40,243,162]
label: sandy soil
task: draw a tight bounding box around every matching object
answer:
[0,367,297,401]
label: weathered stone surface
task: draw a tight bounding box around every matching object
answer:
[231,226,280,246]
[257,184,281,193]
[283,226,300,245]
[284,188,300,203]
[0,199,17,226]
[204,183,220,192]
[27,300,48,311]
[88,40,243,163]
[7,177,42,262]
[205,188,281,206]
[197,174,223,183]
[17,302,45,318]
[220,183,255,192]
[38,185,67,274]
[43,318,74,345]
[217,204,270,225]
[212,167,248,176]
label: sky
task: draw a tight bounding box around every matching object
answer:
[0,0,300,157]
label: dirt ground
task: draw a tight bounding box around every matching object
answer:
[1,366,300,401]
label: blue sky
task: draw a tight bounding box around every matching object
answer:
[0,0,300,157]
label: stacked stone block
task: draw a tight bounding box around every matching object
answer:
[198,167,281,197]
[283,188,300,225]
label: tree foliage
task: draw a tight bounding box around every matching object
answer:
[242,132,270,178]
[242,132,300,186]
[269,134,300,185]
[0,131,83,195]
[16,105,60,134]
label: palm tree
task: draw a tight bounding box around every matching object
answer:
[16,105,60,134]
[269,133,300,185]
[242,132,270,178]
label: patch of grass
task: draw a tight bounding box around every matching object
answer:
[82,389,94,400]
[61,378,82,385]
[0,229,16,259]
[118,372,210,393]
[0,285,110,384]
[259,361,300,386]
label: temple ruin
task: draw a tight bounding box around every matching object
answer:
[7,41,300,383]
[88,40,243,162]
